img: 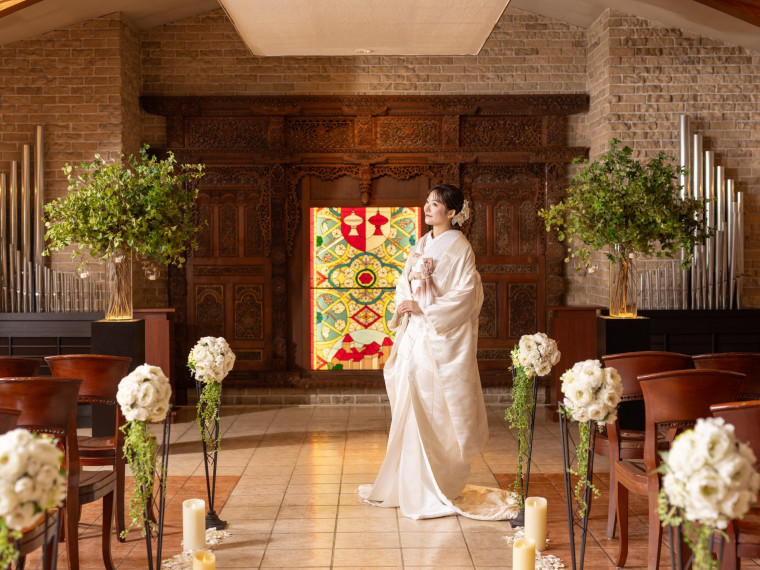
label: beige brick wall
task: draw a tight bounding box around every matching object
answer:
[1,6,758,311]
[563,10,760,309]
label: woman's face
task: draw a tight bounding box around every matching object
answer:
[424,192,455,227]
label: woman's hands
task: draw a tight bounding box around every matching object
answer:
[397,300,422,316]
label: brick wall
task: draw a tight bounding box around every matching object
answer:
[563,10,760,308]
[1,7,758,311]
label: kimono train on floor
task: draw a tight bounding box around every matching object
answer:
[359,230,519,520]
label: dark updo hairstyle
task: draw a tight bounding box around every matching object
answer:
[427,183,465,215]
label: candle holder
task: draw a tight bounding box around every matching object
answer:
[195,380,227,530]
[559,406,597,570]
[141,408,172,570]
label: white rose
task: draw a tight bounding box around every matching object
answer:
[571,386,593,406]
[717,455,754,488]
[6,502,38,531]
[669,431,703,475]
[535,361,552,377]
[190,344,210,364]
[0,481,19,516]
[30,436,62,468]
[587,403,606,422]
[14,476,37,504]
[687,467,727,512]
[35,464,60,492]
[662,473,690,509]
[137,381,157,408]
[697,418,734,464]
[572,406,590,423]
[0,448,25,482]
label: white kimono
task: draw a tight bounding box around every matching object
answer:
[359,230,519,520]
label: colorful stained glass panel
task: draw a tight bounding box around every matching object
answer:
[311,207,420,370]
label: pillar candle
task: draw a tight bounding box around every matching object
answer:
[192,550,216,570]
[512,537,535,570]
[183,498,206,552]
[525,496,548,551]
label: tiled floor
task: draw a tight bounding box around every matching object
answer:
[28,404,760,568]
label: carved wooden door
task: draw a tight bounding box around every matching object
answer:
[186,166,272,372]
[464,164,547,370]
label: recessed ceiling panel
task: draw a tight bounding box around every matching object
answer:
[218,0,512,55]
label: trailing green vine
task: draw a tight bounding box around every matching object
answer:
[197,382,223,452]
[658,491,721,570]
[121,420,159,538]
[504,353,533,507]
[564,413,601,519]
[0,524,21,568]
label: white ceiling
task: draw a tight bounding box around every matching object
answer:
[218,0,512,56]
[0,0,758,53]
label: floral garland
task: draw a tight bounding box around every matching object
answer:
[504,333,560,505]
[560,359,622,517]
[116,364,172,537]
[659,417,760,569]
[0,429,66,567]
[187,337,236,451]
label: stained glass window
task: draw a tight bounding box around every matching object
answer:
[311,207,421,370]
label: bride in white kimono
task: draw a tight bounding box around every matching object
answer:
[359,184,519,520]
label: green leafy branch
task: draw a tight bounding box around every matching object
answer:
[504,354,534,507]
[564,412,601,519]
[539,139,712,270]
[0,523,21,568]
[44,145,205,267]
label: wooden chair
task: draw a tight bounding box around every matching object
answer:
[45,354,132,541]
[0,405,21,433]
[694,353,760,400]
[0,356,42,376]
[598,351,692,538]
[0,377,116,570]
[710,400,760,570]
[615,369,743,570]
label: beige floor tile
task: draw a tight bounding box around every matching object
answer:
[282,493,340,506]
[260,547,333,568]
[277,504,338,519]
[271,517,337,534]
[266,532,335,550]
[398,517,461,533]
[333,548,403,567]
[336,516,398,533]
[400,532,467,549]
[335,531,401,549]
[401,548,474,567]
[219,504,280,520]
[338,505,397,518]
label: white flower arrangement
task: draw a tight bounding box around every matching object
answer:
[0,429,66,531]
[0,429,66,567]
[661,417,760,530]
[188,337,236,452]
[511,332,561,379]
[560,359,623,424]
[116,364,172,537]
[116,364,172,423]
[188,336,236,384]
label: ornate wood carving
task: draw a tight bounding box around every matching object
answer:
[142,93,589,388]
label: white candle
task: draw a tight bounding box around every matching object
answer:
[192,550,215,569]
[525,496,548,551]
[512,537,535,570]
[183,499,206,552]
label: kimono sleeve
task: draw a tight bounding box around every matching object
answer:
[388,258,414,331]
[423,246,483,336]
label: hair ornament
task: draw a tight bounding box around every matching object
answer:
[452,199,470,226]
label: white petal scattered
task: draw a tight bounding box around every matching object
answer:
[505,527,565,570]
[161,528,231,569]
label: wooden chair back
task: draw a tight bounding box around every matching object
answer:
[639,369,744,471]
[0,356,43,377]
[45,354,132,404]
[0,406,21,434]
[693,352,760,399]
[601,351,693,398]
[710,400,760,468]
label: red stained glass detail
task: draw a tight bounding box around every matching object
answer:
[351,305,381,328]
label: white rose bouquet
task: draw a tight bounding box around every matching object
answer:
[0,429,66,567]
[188,337,236,451]
[560,359,623,424]
[659,417,760,569]
[117,364,172,537]
[560,359,623,516]
[505,332,561,505]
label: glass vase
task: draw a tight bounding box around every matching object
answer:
[105,249,133,320]
[609,248,638,318]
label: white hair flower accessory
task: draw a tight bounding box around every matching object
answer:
[451,199,470,226]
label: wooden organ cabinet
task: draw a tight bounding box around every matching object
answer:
[141,95,589,390]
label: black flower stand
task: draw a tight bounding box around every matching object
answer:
[510,370,541,527]
[195,380,227,530]
[559,407,597,570]
[142,408,172,570]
